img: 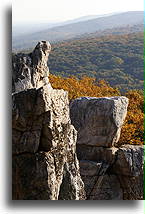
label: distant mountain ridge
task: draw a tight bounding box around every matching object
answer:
[13,11,143,51]
[77,23,143,39]
[13,12,119,37]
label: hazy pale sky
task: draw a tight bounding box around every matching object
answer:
[13,0,143,24]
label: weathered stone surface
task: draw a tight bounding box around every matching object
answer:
[117,174,143,200]
[12,41,52,93]
[112,145,144,200]
[12,86,69,154]
[70,96,143,200]
[80,161,123,200]
[87,175,123,200]
[112,145,144,176]
[12,41,86,200]
[79,160,103,176]
[12,130,41,154]
[77,145,118,164]
[76,145,143,200]
[12,85,85,199]
[70,96,128,147]
[59,155,86,200]
[12,152,57,200]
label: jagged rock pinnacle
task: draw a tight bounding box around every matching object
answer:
[12,41,52,93]
[12,41,86,200]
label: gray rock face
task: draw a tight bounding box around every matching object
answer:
[78,145,143,200]
[12,41,86,200]
[70,96,128,147]
[12,41,52,93]
[112,145,144,177]
[12,86,70,155]
[70,97,143,200]
[112,145,144,200]
[77,145,118,164]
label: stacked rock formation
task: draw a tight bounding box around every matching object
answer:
[70,97,143,200]
[12,41,143,200]
[12,41,86,200]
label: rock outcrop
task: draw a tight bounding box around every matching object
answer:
[12,41,86,200]
[12,41,52,93]
[12,41,143,200]
[70,97,143,200]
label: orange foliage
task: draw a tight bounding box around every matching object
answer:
[49,74,143,146]
[119,90,144,146]
[49,74,120,100]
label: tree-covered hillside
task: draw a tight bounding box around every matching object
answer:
[48,32,143,91]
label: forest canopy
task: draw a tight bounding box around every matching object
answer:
[48,32,143,92]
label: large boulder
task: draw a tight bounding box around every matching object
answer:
[70,96,128,147]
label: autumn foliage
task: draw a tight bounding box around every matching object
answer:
[50,74,144,146]
[48,32,143,92]
[50,74,120,99]
[119,90,144,146]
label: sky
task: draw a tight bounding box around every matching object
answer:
[12,0,144,25]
